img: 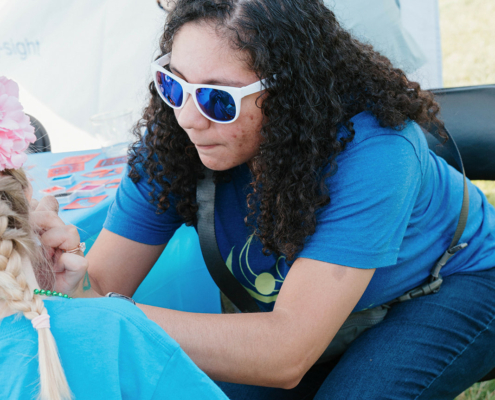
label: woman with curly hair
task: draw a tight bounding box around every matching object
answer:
[82,0,495,398]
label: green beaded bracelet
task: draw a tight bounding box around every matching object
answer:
[34,289,72,299]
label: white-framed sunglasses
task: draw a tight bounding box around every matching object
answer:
[151,53,268,124]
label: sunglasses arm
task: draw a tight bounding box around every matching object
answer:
[241,78,269,97]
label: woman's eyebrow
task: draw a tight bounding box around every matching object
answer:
[203,78,246,87]
[169,64,246,87]
[169,64,183,77]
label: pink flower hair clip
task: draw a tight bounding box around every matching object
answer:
[0,76,36,171]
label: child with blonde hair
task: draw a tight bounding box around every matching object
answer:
[0,77,227,400]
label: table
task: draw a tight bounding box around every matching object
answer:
[27,149,221,314]
[27,149,120,248]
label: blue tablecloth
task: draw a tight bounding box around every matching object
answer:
[27,149,123,247]
[27,149,221,314]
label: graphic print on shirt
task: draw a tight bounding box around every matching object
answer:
[225,234,287,304]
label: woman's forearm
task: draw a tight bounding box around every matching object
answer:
[138,259,372,388]
[138,304,306,389]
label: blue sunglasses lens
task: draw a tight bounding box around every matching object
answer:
[196,88,236,122]
[156,71,183,107]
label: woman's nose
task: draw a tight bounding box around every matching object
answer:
[176,95,210,131]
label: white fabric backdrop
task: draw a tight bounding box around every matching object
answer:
[0,0,166,152]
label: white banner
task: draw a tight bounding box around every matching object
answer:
[0,0,166,152]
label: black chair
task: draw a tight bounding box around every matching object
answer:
[428,85,495,180]
[428,84,495,382]
[26,114,51,153]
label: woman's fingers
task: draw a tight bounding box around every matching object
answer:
[53,252,88,274]
[31,195,62,230]
[31,196,85,296]
[35,195,59,213]
[30,198,39,210]
[31,209,66,230]
[31,196,82,262]
[40,225,81,263]
[40,225,81,252]
[53,252,89,296]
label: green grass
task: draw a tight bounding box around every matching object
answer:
[440,0,495,88]
[473,181,495,208]
[456,380,495,400]
[439,1,495,398]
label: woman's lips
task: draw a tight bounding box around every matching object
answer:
[196,144,218,150]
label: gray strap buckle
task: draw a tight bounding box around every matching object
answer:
[430,243,469,279]
[393,242,468,304]
[395,277,444,303]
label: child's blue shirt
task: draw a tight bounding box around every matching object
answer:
[0,298,227,399]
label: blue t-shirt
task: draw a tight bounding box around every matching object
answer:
[105,112,495,312]
[0,298,227,400]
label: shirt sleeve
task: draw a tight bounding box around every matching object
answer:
[103,163,184,245]
[298,133,423,269]
[151,348,229,400]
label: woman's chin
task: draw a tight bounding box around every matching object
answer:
[198,155,238,171]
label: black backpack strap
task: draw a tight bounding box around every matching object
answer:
[427,124,470,276]
[196,169,260,313]
[391,124,470,304]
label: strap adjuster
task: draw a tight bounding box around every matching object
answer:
[431,242,469,279]
[448,242,468,254]
[395,276,443,303]
[391,243,468,305]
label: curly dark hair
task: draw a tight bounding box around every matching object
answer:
[129,0,445,261]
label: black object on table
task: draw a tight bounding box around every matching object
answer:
[27,114,51,154]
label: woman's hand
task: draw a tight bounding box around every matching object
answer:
[30,196,88,296]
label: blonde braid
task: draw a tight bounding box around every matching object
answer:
[0,172,71,400]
